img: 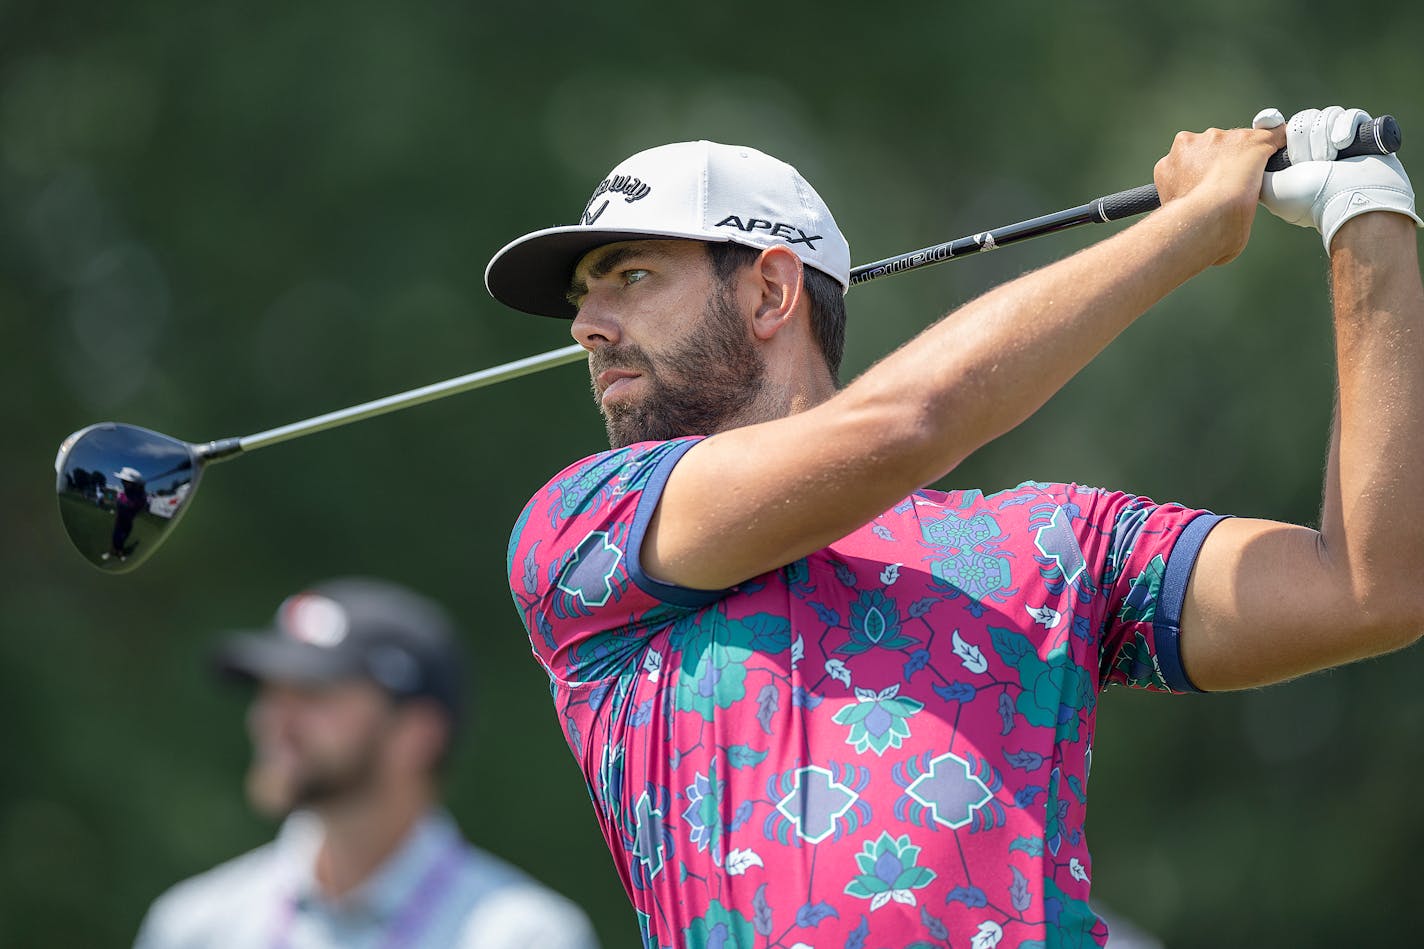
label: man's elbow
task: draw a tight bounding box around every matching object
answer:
[1355,585,1424,656]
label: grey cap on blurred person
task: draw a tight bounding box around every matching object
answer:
[214,577,465,726]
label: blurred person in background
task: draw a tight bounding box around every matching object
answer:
[135,576,599,949]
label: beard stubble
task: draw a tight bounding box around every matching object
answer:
[591,286,767,448]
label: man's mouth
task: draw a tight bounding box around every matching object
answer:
[596,369,642,403]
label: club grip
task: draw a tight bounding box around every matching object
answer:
[1092,183,1163,222]
[1265,114,1402,172]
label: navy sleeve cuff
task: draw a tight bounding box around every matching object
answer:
[1152,512,1228,694]
[626,439,729,609]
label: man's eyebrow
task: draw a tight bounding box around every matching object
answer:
[566,244,672,306]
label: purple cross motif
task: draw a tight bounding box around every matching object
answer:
[774,766,859,844]
[905,752,992,829]
[557,530,624,607]
[1033,506,1086,584]
[631,791,667,880]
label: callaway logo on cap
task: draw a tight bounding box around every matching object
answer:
[484,140,851,319]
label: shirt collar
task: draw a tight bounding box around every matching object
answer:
[279,809,462,923]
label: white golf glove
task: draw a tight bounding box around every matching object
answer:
[1252,106,1422,254]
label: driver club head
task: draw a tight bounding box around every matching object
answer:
[54,422,206,573]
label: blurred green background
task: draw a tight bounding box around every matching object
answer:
[5,1,1423,945]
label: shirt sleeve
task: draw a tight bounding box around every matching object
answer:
[507,437,724,684]
[1049,483,1227,694]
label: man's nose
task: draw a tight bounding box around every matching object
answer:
[249,688,297,734]
[571,297,621,351]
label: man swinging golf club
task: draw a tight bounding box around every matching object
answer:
[106,466,148,562]
[486,106,1424,947]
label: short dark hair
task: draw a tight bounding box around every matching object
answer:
[705,242,846,379]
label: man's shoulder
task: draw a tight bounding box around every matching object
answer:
[454,840,557,902]
[510,437,703,550]
[861,482,1065,530]
[452,844,599,947]
[537,437,702,500]
[137,841,284,944]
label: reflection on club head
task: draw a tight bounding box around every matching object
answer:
[54,422,204,573]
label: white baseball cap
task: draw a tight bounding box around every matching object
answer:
[484,140,850,318]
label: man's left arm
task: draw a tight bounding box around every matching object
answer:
[1181,209,1424,690]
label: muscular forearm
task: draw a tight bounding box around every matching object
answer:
[840,193,1230,488]
[1322,212,1424,627]
[651,199,1238,588]
[648,127,1279,591]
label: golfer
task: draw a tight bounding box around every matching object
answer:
[107,466,148,561]
[486,107,1423,947]
[135,577,599,948]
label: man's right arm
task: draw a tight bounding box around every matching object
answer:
[642,125,1285,591]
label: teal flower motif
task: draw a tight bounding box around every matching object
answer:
[832,685,924,756]
[674,609,756,722]
[1043,876,1101,942]
[990,627,1092,743]
[1044,766,1067,855]
[783,557,815,596]
[844,831,937,910]
[1118,554,1166,623]
[1111,630,1166,689]
[1018,642,1092,743]
[682,760,725,864]
[836,590,918,656]
[684,898,755,949]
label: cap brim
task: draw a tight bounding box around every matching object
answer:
[214,633,363,686]
[484,225,731,319]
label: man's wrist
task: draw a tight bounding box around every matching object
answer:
[1147,192,1243,275]
[1330,209,1418,257]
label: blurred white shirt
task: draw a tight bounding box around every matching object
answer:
[135,810,599,949]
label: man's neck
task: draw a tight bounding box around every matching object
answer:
[787,374,838,415]
[726,361,837,431]
[311,786,432,901]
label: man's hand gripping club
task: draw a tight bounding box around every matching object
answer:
[1151,121,1287,266]
[1253,105,1423,253]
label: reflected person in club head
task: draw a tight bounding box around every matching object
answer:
[104,466,148,562]
[135,577,600,949]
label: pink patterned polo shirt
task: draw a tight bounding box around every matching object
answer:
[508,436,1220,949]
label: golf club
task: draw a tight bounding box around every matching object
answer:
[55,117,1402,572]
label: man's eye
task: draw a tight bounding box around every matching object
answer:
[622,269,649,286]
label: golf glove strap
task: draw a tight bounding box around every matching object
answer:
[1252,106,1422,254]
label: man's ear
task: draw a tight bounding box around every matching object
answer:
[392,699,450,775]
[748,245,805,342]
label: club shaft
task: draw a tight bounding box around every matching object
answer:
[194,183,1178,460]
[223,343,588,456]
[850,183,1167,285]
[850,202,1108,286]
[851,114,1402,286]
[199,189,1160,461]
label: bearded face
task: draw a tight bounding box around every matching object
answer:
[244,681,392,817]
[589,282,766,449]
